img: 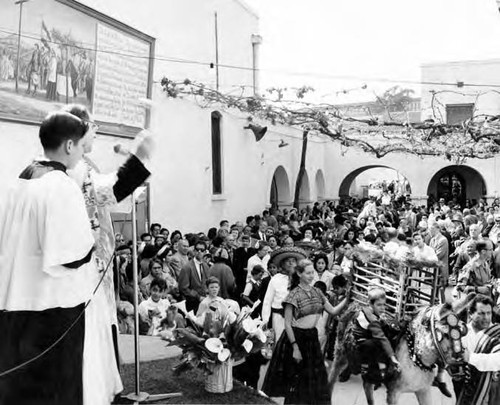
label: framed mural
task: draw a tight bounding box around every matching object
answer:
[0,0,155,136]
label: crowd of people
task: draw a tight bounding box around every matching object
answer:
[0,100,499,404]
[113,192,500,403]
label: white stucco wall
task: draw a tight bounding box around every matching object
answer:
[146,85,331,232]
[79,0,258,93]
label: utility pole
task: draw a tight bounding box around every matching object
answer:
[214,12,219,91]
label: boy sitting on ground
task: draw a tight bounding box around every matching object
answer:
[138,279,170,336]
[159,305,186,342]
[352,287,400,383]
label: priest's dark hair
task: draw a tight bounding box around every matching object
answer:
[39,111,88,151]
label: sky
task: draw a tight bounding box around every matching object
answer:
[246,0,500,102]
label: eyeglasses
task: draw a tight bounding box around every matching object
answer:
[195,248,206,252]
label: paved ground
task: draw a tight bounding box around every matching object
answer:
[118,334,456,404]
[118,334,181,364]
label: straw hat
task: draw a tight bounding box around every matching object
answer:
[269,246,308,267]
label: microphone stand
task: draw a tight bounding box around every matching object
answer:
[125,193,182,404]
[124,175,181,404]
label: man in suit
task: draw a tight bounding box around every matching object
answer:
[429,221,450,289]
[168,238,190,281]
[232,235,256,296]
[252,220,268,242]
[178,240,209,312]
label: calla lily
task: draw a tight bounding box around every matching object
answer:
[242,318,258,335]
[205,337,223,353]
[187,310,197,323]
[255,328,267,343]
[227,311,237,324]
[242,339,253,353]
[218,348,231,362]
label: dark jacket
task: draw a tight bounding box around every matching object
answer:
[353,306,395,359]
[178,259,209,312]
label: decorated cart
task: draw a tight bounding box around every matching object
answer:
[350,244,441,323]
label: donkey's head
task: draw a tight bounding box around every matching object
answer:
[411,299,470,378]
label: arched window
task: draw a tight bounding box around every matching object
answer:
[211,111,222,194]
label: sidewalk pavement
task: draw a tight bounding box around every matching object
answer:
[118,333,455,404]
[118,334,181,364]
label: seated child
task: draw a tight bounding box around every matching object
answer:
[241,265,265,316]
[352,287,400,381]
[138,279,170,336]
[159,305,186,342]
[196,276,229,320]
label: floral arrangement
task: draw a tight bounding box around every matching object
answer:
[171,301,268,376]
[353,242,440,271]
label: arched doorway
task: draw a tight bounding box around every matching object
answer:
[339,165,411,200]
[315,170,326,201]
[427,165,486,207]
[270,166,291,209]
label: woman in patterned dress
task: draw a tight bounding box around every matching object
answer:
[262,259,350,404]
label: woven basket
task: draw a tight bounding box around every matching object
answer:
[205,359,233,393]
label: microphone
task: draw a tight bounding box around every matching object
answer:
[113,144,130,156]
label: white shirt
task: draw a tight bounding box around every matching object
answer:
[412,245,438,261]
[138,297,171,336]
[0,171,96,311]
[489,225,500,245]
[138,297,171,320]
[261,273,289,323]
[312,270,335,290]
[246,254,270,280]
[194,258,204,280]
[463,322,500,372]
[340,256,353,274]
[383,240,400,257]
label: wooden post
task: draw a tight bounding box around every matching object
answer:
[293,130,309,209]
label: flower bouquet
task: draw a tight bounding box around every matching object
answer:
[170,300,267,393]
[353,243,440,273]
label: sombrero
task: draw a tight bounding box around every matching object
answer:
[269,246,308,267]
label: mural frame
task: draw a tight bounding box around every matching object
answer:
[0,0,155,137]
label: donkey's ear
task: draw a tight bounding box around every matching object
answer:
[452,292,476,316]
[438,303,452,320]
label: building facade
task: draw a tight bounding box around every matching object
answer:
[1,0,500,237]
